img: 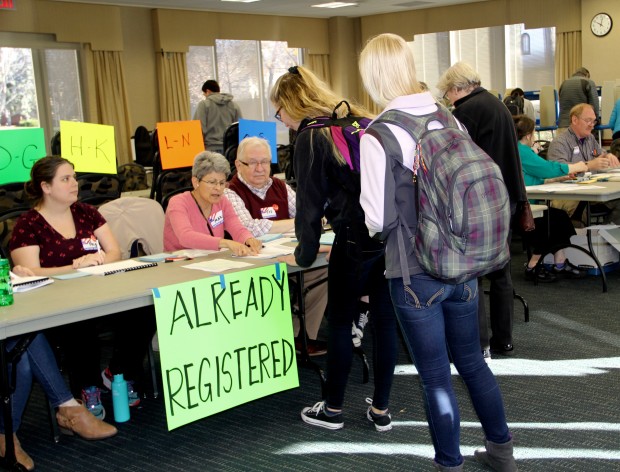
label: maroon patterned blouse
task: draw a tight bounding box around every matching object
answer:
[9,202,107,268]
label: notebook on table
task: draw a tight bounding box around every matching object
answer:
[77,259,158,276]
[11,275,54,293]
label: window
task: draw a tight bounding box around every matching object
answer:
[0,33,84,152]
[187,40,302,144]
[412,24,555,101]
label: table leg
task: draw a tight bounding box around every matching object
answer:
[585,203,608,292]
[293,271,326,396]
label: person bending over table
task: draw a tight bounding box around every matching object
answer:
[514,115,589,282]
[270,65,398,432]
[0,268,117,471]
[9,156,156,419]
[360,33,517,472]
[224,136,328,356]
[547,103,620,224]
[163,151,262,255]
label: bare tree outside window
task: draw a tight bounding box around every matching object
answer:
[45,49,83,132]
[0,47,39,128]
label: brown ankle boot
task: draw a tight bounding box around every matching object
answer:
[0,433,34,471]
[56,400,118,440]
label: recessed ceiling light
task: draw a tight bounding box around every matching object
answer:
[221,0,260,3]
[311,2,358,8]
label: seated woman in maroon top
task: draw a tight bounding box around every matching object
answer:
[10,156,155,417]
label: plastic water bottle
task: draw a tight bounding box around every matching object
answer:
[0,259,14,307]
[111,374,130,423]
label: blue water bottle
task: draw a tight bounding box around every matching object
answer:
[111,374,130,423]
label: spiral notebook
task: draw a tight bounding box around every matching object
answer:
[11,275,54,293]
[77,259,158,276]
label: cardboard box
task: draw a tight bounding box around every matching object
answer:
[543,225,620,273]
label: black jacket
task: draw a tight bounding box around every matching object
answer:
[453,87,527,207]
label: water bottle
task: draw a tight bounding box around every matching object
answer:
[111,373,130,423]
[0,259,14,307]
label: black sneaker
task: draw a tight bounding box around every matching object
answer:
[552,259,589,278]
[524,264,557,283]
[301,401,343,430]
[365,398,392,432]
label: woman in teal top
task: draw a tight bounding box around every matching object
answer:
[514,115,588,282]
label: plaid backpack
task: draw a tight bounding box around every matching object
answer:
[373,106,511,284]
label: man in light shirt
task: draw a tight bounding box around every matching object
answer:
[225,137,327,356]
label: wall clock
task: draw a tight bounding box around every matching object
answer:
[591,12,612,37]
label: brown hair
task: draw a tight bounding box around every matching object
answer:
[24,155,74,207]
[513,114,535,141]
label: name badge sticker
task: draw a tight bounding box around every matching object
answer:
[209,210,224,228]
[573,146,580,155]
[260,206,277,219]
[81,236,99,251]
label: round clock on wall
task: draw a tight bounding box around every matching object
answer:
[591,12,612,37]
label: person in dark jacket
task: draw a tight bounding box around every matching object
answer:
[437,61,528,358]
[270,65,398,432]
[558,67,599,128]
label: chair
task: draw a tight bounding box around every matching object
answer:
[151,168,192,205]
[223,122,239,178]
[76,173,122,207]
[117,163,148,192]
[0,182,29,216]
[0,209,28,266]
[160,186,193,212]
[98,197,165,397]
[50,131,61,155]
[132,126,155,167]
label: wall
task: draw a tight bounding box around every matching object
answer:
[1,0,619,133]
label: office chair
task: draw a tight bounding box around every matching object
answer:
[117,163,148,192]
[151,168,192,204]
[76,173,122,207]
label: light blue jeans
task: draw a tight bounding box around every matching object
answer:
[1,333,73,433]
[389,274,511,467]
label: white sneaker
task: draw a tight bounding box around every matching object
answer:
[482,348,492,364]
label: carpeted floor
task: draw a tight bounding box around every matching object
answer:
[14,240,620,471]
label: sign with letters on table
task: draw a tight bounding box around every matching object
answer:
[152,263,298,430]
[238,119,277,164]
[0,128,46,184]
[60,121,117,173]
[157,120,204,170]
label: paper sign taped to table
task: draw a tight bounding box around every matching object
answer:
[152,263,297,430]
[0,128,47,184]
[60,121,116,173]
[157,120,204,170]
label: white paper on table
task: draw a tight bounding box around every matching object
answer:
[234,244,294,260]
[183,259,253,273]
[173,249,220,258]
[526,184,606,192]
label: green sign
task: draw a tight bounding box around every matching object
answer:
[152,263,298,430]
[0,128,47,184]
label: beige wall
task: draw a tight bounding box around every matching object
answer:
[1,0,619,134]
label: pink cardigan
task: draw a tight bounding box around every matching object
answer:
[163,191,254,251]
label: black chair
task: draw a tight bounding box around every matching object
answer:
[223,122,239,179]
[76,173,122,206]
[0,182,29,216]
[117,163,148,192]
[50,131,61,155]
[151,168,192,205]
[0,209,29,266]
[160,186,193,212]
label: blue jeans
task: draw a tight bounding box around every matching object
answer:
[389,275,511,467]
[324,227,398,410]
[1,333,73,433]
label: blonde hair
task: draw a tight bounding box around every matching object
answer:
[270,65,371,166]
[359,33,422,108]
[570,103,594,121]
[436,61,481,96]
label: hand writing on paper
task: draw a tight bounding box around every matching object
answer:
[73,251,106,269]
[277,254,298,266]
[244,238,263,254]
[219,239,257,256]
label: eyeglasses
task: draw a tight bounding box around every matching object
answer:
[238,160,271,169]
[579,117,596,125]
[200,179,226,188]
[274,107,282,122]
